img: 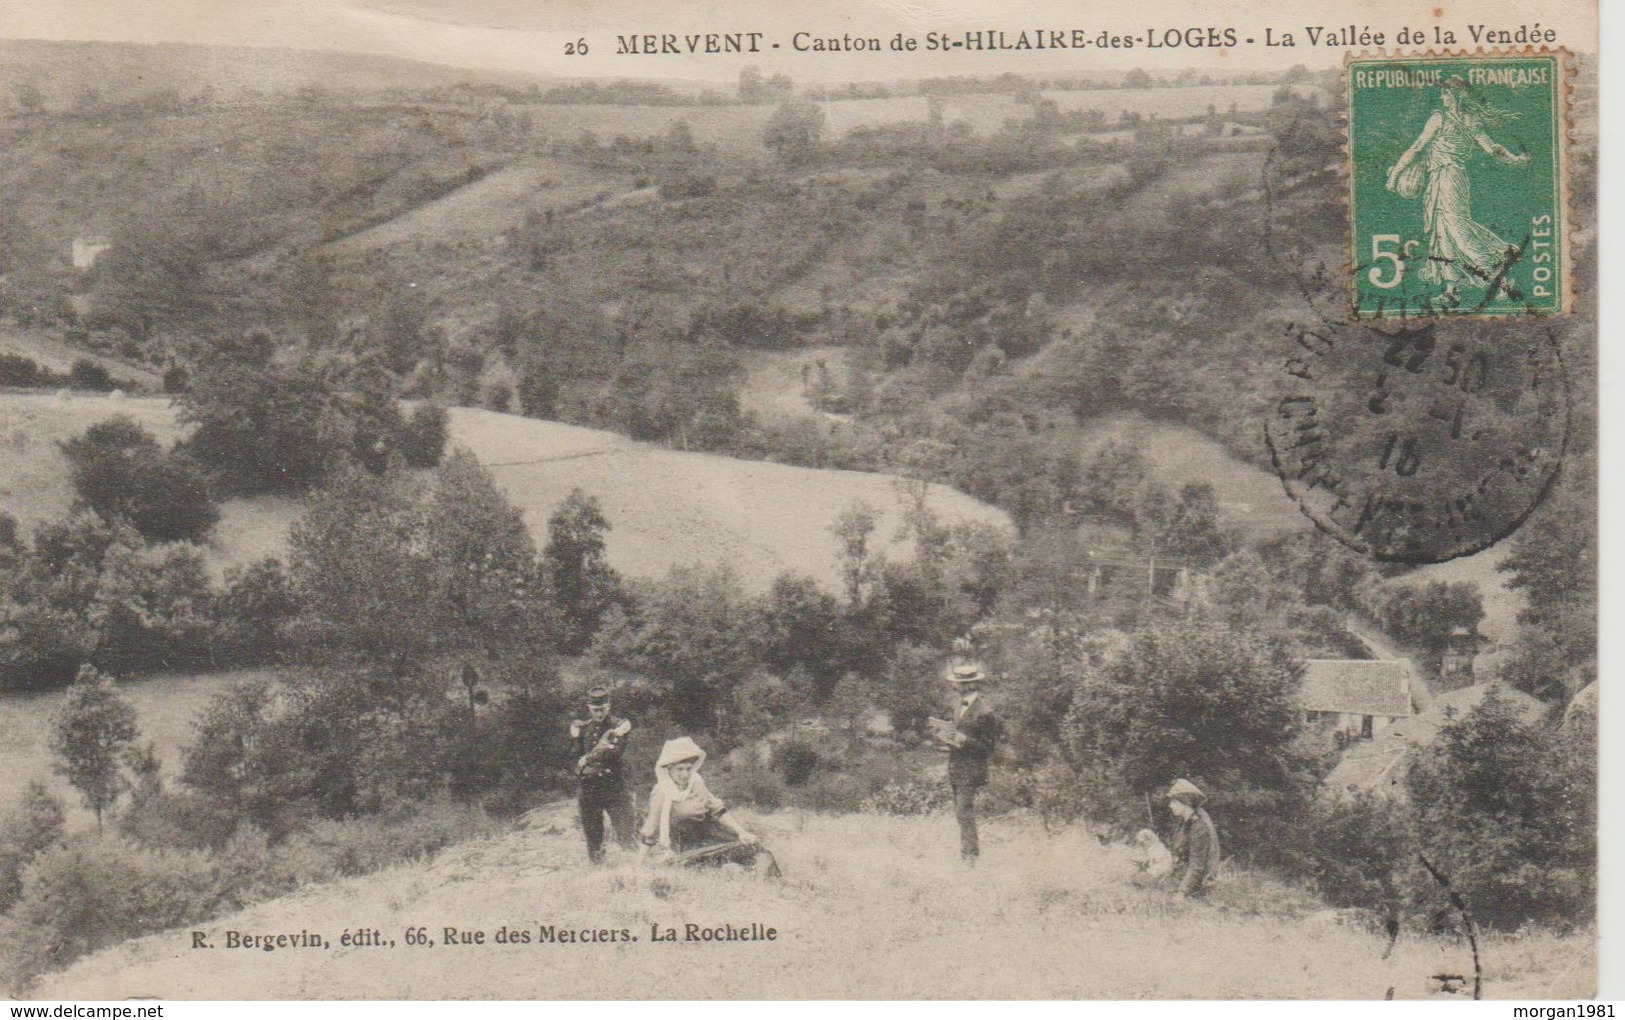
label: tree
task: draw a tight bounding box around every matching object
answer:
[763,99,825,166]
[590,565,761,735]
[1499,467,1596,701]
[758,572,844,698]
[1373,580,1483,676]
[1154,482,1236,568]
[830,500,879,607]
[60,416,218,543]
[1406,686,1594,929]
[49,665,139,830]
[1062,620,1322,863]
[402,402,451,468]
[738,65,766,104]
[540,489,621,654]
[178,346,352,494]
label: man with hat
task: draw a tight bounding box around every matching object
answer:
[1166,778,1220,897]
[931,663,999,864]
[570,687,635,863]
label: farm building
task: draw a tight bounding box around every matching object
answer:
[1322,681,1546,796]
[1300,659,1417,744]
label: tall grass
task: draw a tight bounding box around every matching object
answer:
[31,809,1594,1000]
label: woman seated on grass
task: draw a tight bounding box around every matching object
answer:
[639,737,778,875]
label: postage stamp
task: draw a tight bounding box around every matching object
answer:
[1347,50,1570,318]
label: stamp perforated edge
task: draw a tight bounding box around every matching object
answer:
[1338,46,1576,322]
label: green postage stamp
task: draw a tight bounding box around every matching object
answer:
[1347,50,1570,318]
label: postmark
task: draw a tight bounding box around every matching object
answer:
[1264,318,1569,564]
[1346,50,1571,318]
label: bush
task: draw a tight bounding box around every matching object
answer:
[862,777,949,816]
[772,739,821,787]
[0,835,220,991]
[1301,791,1412,915]
[67,359,113,391]
[1405,686,1595,930]
[401,402,450,468]
[1061,619,1324,865]
[60,416,218,543]
[0,783,65,913]
[0,354,46,388]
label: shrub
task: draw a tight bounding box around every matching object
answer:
[60,416,218,543]
[0,783,65,913]
[862,777,949,816]
[67,359,112,391]
[1061,619,1323,865]
[0,354,46,387]
[401,402,450,468]
[0,835,219,991]
[1405,686,1595,930]
[1301,791,1412,915]
[772,739,821,787]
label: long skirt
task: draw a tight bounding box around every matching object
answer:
[671,818,781,876]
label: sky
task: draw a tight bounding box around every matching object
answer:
[0,0,1598,82]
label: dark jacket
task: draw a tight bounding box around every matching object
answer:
[571,715,631,786]
[946,695,997,789]
[1170,807,1220,896]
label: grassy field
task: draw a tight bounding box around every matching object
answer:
[0,393,1011,592]
[31,808,1594,999]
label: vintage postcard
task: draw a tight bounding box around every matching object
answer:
[0,0,1601,1003]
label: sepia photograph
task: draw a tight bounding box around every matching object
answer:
[0,0,1603,1003]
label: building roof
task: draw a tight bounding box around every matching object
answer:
[1301,659,1415,718]
[1324,681,1545,796]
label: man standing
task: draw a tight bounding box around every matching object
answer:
[571,687,635,864]
[932,664,998,865]
[1166,778,1220,897]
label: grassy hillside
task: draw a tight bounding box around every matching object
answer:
[0,393,1011,591]
[31,809,1593,999]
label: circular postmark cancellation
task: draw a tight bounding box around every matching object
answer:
[1264,318,1568,564]
[1257,48,1574,564]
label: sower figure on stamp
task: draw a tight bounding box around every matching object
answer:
[571,687,635,864]
[1166,778,1220,898]
[929,664,998,865]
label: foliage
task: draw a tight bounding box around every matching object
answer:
[1499,466,1596,701]
[862,777,951,816]
[177,341,355,494]
[772,739,822,787]
[1405,686,1595,931]
[763,99,824,166]
[1061,619,1323,865]
[591,564,762,737]
[1301,791,1413,915]
[401,401,451,468]
[540,488,621,654]
[285,458,546,674]
[60,415,218,542]
[211,558,298,664]
[0,515,217,687]
[0,782,65,913]
[1370,580,1484,677]
[1153,482,1237,568]
[49,664,139,828]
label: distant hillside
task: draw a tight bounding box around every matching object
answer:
[0,393,1011,591]
[0,39,548,108]
[32,809,1594,999]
